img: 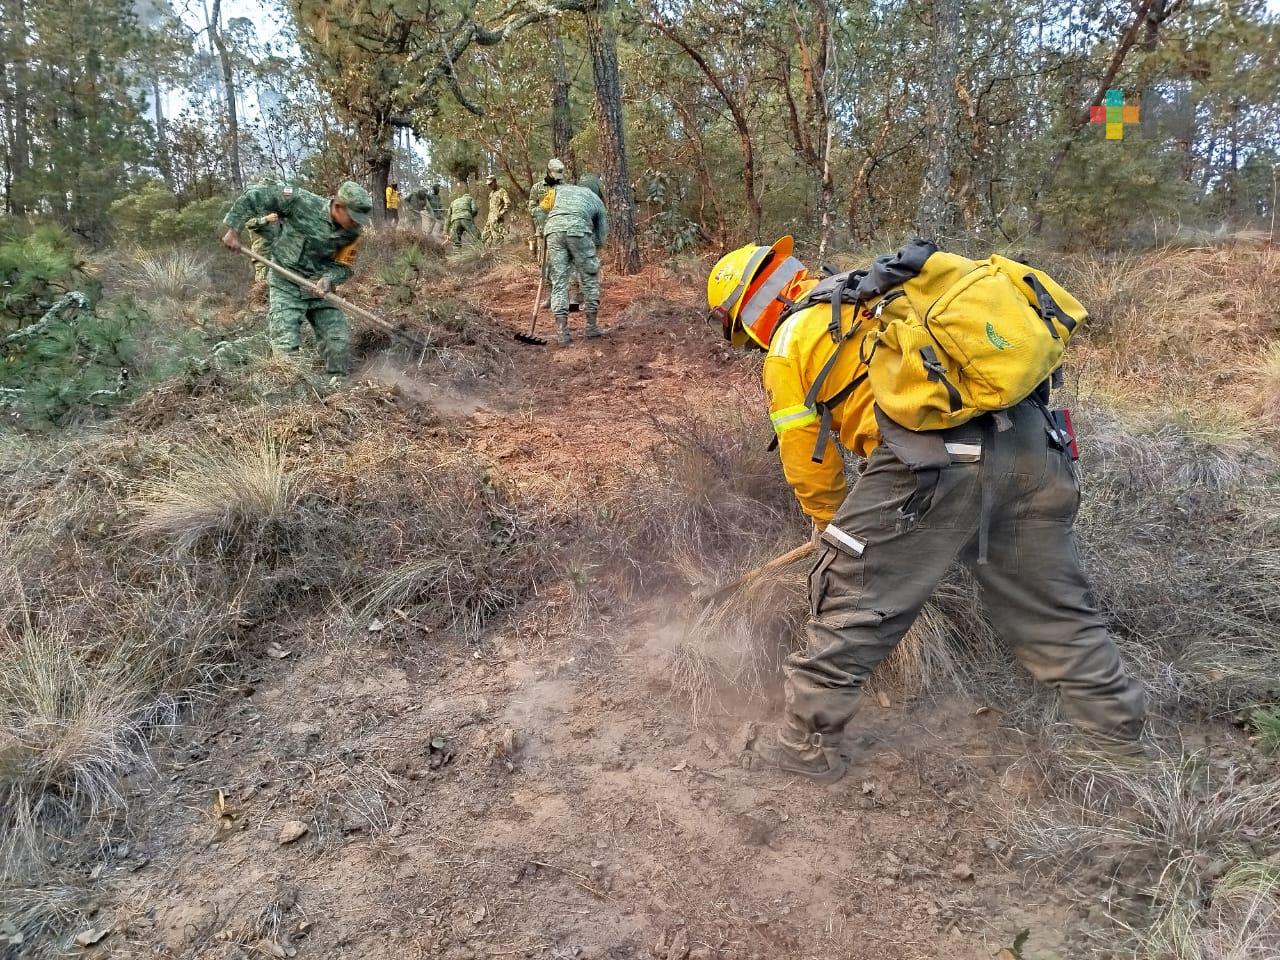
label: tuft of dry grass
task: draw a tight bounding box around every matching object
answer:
[1009,751,1280,959]
[125,433,302,552]
[117,250,211,302]
[1062,244,1280,427]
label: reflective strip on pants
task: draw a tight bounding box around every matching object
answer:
[822,524,865,556]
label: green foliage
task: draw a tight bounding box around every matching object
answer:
[1043,137,1194,249]
[0,226,84,330]
[638,170,700,254]
[108,186,230,248]
[2,298,140,428]
[437,139,482,186]
[1252,707,1280,753]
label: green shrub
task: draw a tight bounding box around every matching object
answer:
[1252,707,1280,753]
[108,185,230,248]
[0,226,86,331]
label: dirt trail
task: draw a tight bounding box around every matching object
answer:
[101,260,1082,960]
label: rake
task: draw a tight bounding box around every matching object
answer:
[239,247,433,355]
[516,237,549,346]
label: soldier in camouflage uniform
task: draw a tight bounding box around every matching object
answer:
[482,175,511,247]
[221,180,372,376]
[528,159,565,240]
[539,179,608,345]
[448,184,479,248]
[425,184,445,236]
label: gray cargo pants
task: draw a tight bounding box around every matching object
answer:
[785,400,1145,750]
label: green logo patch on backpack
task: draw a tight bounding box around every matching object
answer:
[985,322,1011,350]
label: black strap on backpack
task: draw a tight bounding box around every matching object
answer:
[1023,273,1077,337]
[770,240,940,464]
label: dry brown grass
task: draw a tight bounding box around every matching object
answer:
[1063,244,1280,427]
[126,433,302,551]
[1009,752,1280,959]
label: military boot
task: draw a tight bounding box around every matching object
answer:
[585,313,606,338]
[752,715,848,785]
[554,314,572,346]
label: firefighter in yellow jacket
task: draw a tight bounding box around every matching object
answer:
[706,237,1146,784]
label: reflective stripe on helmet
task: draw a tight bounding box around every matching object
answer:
[714,246,772,317]
[738,256,806,329]
[770,404,818,434]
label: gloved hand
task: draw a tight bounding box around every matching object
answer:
[220,228,241,251]
[263,212,280,224]
[313,276,333,296]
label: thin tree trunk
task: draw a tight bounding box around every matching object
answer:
[647,17,761,237]
[586,0,640,274]
[916,0,960,241]
[548,19,578,179]
[208,0,242,189]
[5,0,29,214]
[151,74,174,192]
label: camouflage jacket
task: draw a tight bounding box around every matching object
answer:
[426,192,445,218]
[448,194,478,225]
[224,185,362,285]
[527,177,558,235]
[486,188,511,223]
[540,184,608,246]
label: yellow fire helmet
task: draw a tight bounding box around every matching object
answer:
[706,236,806,349]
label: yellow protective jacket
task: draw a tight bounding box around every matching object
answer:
[764,297,880,526]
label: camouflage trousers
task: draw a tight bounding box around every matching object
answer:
[547,231,600,319]
[482,217,508,247]
[450,219,478,248]
[249,233,271,284]
[267,277,350,375]
[784,400,1146,755]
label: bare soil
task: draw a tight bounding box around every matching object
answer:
[92,257,1089,960]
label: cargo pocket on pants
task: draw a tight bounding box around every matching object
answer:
[809,525,867,620]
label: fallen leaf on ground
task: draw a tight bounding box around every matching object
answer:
[74,928,110,947]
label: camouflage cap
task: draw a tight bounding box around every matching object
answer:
[547,158,567,181]
[335,180,373,226]
[486,174,497,184]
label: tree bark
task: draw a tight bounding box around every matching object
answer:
[585,0,640,274]
[208,0,242,189]
[4,0,30,214]
[547,19,577,179]
[151,73,174,192]
[916,0,961,241]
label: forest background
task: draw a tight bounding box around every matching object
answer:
[1,0,1277,266]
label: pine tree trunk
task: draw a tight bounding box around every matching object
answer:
[151,74,174,193]
[4,0,30,214]
[548,20,577,180]
[916,0,960,241]
[370,152,391,222]
[586,0,640,274]
[209,0,242,189]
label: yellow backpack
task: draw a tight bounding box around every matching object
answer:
[864,251,1084,430]
[792,242,1086,444]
